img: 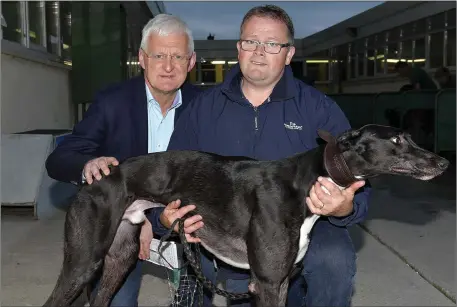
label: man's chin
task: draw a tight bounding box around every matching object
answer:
[154,83,180,94]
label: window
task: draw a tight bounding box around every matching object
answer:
[402,21,416,39]
[375,34,385,74]
[366,36,375,76]
[349,43,356,79]
[307,51,330,82]
[429,32,444,68]
[386,29,400,73]
[202,70,216,83]
[201,62,216,83]
[446,28,456,66]
[28,1,45,46]
[45,2,59,55]
[354,39,365,77]
[401,40,413,63]
[415,18,427,36]
[306,61,329,82]
[430,12,446,31]
[336,44,348,81]
[1,1,21,43]
[60,1,71,61]
[447,8,456,28]
[414,38,426,68]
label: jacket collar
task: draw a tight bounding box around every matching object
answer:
[221,63,298,104]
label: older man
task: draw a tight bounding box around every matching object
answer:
[45,14,204,306]
[166,5,371,307]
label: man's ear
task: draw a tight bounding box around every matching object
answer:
[188,52,197,73]
[139,49,146,70]
[236,41,242,60]
[285,46,295,65]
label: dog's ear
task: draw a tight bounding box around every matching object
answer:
[337,129,361,150]
[317,129,336,144]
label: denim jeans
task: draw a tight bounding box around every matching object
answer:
[186,218,357,307]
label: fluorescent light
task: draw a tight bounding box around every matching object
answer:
[306,60,329,63]
[211,60,226,64]
[228,61,238,64]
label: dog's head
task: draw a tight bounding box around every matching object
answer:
[328,124,449,181]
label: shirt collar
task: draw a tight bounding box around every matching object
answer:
[145,83,182,110]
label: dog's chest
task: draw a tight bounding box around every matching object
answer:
[294,214,320,264]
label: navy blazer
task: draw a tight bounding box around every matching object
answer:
[45,75,202,184]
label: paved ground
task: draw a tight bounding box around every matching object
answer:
[2,169,455,306]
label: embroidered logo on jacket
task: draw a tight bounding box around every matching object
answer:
[284,121,303,130]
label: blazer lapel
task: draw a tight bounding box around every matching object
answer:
[174,82,201,124]
[130,76,148,156]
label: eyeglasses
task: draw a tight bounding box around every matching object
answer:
[239,39,291,54]
[142,48,191,65]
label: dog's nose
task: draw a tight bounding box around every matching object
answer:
[437,160,450,170]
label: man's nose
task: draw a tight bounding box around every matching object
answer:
[163,56,173,71]
[253,44,265,56]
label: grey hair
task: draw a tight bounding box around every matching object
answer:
[140,14,194,54]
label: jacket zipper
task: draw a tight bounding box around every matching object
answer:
[252,106,259,158]
[253,106,259,131]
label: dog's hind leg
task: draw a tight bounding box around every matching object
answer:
[43,199,109,307]
[43,234,104,306]
[90,220,141,307]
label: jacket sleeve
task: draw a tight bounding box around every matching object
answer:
[45,93,106,184]
[147,96,203,237]
[314,95,372,227]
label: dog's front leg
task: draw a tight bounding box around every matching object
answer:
[90,220,141,307]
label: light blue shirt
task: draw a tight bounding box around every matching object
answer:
[145,83,182,153]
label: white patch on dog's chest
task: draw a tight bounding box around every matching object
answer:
[294,214,320,264]
[294,177,347,264]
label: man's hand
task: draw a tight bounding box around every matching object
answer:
[84,156,119,184]
[159,199,203,243]
[139,218,153,260]
[306,177,365,217]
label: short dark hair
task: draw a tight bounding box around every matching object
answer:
[240,5,295,45]
[394,61,409,71]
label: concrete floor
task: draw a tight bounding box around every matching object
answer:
[2,170,455,306]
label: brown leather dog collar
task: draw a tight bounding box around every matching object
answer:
[317,129,358,188]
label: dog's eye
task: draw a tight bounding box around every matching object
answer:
[391,136,401,144]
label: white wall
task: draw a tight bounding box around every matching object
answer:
[1,53,72,134]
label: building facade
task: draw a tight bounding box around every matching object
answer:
[1,1,165,133]
[188,1,456,94]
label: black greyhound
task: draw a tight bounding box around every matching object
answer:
[43,124,449,307]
